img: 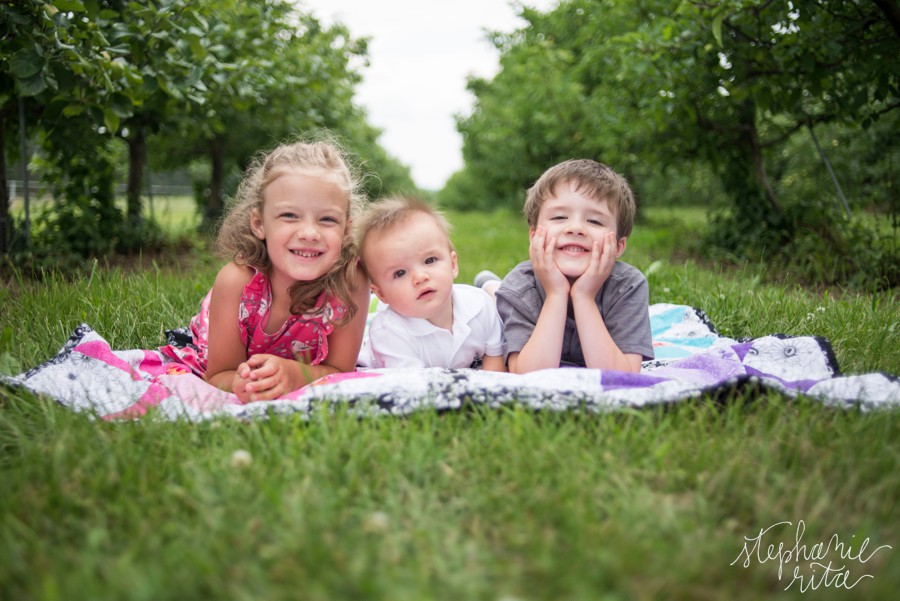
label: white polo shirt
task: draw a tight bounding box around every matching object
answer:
[359,284,505,369]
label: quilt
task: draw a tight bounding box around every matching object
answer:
[1,303,898,421]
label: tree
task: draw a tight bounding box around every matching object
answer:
[154,0,415,227]
[0,0,121,253]
[451,0,899,285]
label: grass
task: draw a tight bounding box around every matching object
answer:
[1,206,898,600]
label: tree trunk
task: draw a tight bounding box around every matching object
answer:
[203,136,225,231]
[740,99,782,215]
[126,125,146,223]
[748,121,781,216]
[0,109,8,255]
[873,0,900,39]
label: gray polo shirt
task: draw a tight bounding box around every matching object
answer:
[495,260,654,366]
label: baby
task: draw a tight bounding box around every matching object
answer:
[355,196,505,370]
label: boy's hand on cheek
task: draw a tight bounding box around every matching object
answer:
[530,225,570,296]
[571,232,617,300]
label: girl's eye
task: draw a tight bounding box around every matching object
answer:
[393,269,406,279]
[424,256,437,265]
[321,216,340,224]
[280,213,297,220]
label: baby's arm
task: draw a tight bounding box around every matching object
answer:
[481,355,506,372]
[479,287,506,372]
[204,262,257,402]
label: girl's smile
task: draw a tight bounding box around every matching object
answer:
[251,170,348,291]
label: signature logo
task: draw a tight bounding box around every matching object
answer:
[731,520,892,591]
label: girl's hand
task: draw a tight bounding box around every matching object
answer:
[240,354,303,402]
[530,226,570,297]
[231,363,253,404]
[571,231,618,301]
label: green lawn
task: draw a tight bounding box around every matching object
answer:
[0,206,897,600]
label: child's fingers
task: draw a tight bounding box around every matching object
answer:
[246,355,278,380]
[248,377,285,401]
[529,227,545,262]
[246,354,269,369]
[600,233,617,268]
[543,236,557,265]
[589,240,601,270]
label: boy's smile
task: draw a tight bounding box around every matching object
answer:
[532,181,626,280]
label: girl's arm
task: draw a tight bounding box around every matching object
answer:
[241,266,370,402]
[204,262,255,397]
[317,265,371,374]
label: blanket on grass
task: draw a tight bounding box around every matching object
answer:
[1,303,897,420]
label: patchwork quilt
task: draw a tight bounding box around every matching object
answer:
[1,303,897,421]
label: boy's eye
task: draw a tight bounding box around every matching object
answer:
[424,256,438,265]
[550,215,566,220]
[392,269,406,279]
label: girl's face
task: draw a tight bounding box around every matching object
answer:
[251,170,349,290]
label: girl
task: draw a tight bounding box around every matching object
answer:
[161,138,370,403]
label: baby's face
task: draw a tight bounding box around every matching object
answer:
[364,212,458,328]
[532,181,625,280]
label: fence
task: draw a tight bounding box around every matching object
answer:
[7,180,193,202]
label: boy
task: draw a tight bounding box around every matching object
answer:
[493,159,653,373]
[355,197,505,371]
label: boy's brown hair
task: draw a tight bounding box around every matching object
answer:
[354,196,454,278]
[523,159,636,238]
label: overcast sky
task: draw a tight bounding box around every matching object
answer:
[302,0,558,191]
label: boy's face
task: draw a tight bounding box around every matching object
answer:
[364,212,458,328]
[532,181,626,280]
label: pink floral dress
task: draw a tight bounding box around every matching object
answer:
[160,269,347,376]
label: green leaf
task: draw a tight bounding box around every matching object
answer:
[712,15,723,48]
[18,73,48,97]
[103,107,120,133]
[10,49,45,79]
[62,103,85,117]
[53,0,87,11]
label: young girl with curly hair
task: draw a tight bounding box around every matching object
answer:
[161,137,369,402]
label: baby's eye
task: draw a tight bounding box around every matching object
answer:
[424,256,438,265]
[588,219,603,226]
[393,269,407,279]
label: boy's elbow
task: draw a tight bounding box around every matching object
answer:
[621,353,643,373]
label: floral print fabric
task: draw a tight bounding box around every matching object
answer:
[160,269,345,375]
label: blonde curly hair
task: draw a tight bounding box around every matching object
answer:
[216,136,366,324]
